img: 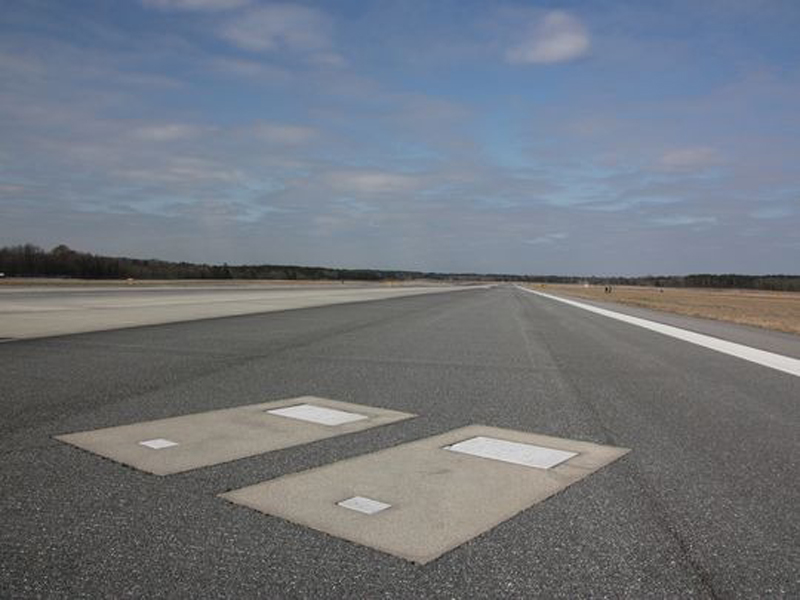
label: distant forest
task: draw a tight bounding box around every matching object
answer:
[1,243,799,291]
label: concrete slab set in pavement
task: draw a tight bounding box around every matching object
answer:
[56,396,414,475]
[1,284,798,597]
[222,425,627,564]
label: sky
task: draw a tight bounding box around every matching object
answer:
[1,0,799,275]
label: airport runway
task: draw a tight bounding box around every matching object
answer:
[1,285,798,597]
[0,283,470,340]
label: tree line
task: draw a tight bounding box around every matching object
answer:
[528,274,800,292]
[1,243,798,291]
[0,244,464,282]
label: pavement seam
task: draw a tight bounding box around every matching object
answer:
[516,289,721,598]
[622,460,722,599]
[512,291,622,446]
[279,353,536,372]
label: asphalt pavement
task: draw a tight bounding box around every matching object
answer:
[1,285,798,598]
[0,283,469,339]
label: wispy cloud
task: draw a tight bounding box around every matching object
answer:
[324,170,420,195]
[524,232,568,245]
[115,156,244,185]
[219,3,339,62]
[658,147,723,172]
[142,0,250,11]
[649,215,717,227]
[506,11,590,65]
[131,123,204,142]
[208,57,293,83]
[253,122,319,145]
[750,206,795,220]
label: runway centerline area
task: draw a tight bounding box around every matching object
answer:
[1,285,797,597]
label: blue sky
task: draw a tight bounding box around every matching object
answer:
[1,0,799,274]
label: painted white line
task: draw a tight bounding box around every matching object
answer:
[444,436,577,469]
[337,496,392,515]
[267,404,368,426]
[518,286,800,378]
[139,438,178,450]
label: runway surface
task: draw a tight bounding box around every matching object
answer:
[0,283,468,339]
[1,285,798,597]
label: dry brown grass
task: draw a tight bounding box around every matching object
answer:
[526,283,800,336]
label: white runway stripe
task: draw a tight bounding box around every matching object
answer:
[518,286,800,379]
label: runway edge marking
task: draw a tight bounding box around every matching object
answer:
[517,286,800,379]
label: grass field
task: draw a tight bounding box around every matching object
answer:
[526,284,800,336]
